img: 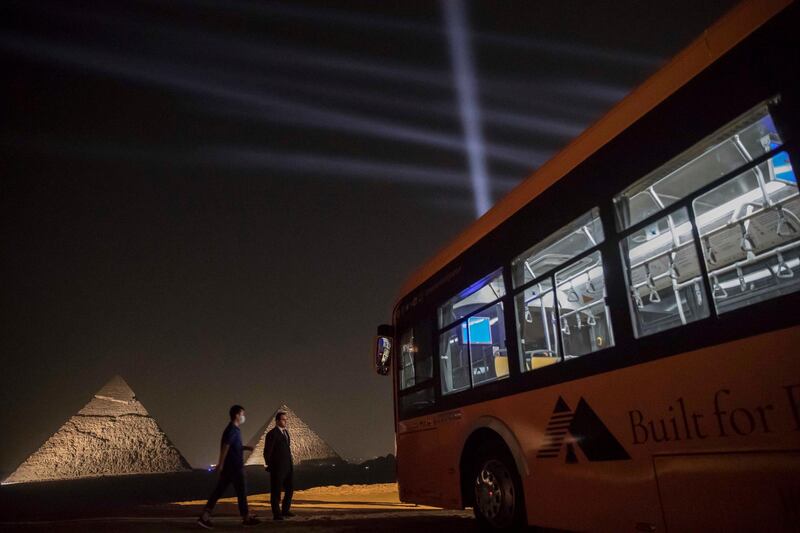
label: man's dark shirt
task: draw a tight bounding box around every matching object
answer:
[221,422,244,471]
[263,427,293,475]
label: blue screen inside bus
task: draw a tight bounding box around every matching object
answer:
[462,317,492,344]
[770,149,796,185]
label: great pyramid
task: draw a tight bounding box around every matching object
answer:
[245,404,342,467]
[3,375,191,484]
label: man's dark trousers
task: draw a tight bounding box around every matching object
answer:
[205,467,249,517]
[270,466,293,517]
[264,426,294,518]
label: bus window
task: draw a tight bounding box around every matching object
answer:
[512,208,604,287]
[512,208,612,370]
[514,279,559,371]
[615,104,782,231]
[438,270,509,395]
[693,152,800,314]
[621,207,710,337]
[440,323,471,394]
[399,386,435,416]
[438,270,505,329]
[466,302,508,387]
[399,324,434,392]
[399,329,417,390]
[555,250,614,358]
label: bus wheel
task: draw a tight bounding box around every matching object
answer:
[471,447,524,530]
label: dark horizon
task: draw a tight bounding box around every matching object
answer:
[1,0,737,474]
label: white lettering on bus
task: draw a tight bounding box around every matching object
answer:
[628,385,800,445]
[786,384,800,431]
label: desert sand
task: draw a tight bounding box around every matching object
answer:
[0,483,479,532]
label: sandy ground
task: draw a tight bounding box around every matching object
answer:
[0,483,480,532]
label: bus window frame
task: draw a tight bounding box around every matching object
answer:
[436,269,513,396]
[395,316,438,418]
[511,208,615,370]
[616,114,790,327]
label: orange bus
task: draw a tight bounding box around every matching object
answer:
[374,1,800,531]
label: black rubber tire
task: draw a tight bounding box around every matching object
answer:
[470,441,527,531]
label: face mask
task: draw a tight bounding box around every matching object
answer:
[239,414,246,424]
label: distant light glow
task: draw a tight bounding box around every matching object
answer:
[236,0,660,68]
[210,147,521,192]
[228,75,585,140]
[442,0,491,217]
[0,34,544,170]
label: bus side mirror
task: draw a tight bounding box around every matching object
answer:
[374,324,394,376]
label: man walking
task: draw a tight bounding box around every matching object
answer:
[198,405,260,529]
[263,410,294,520]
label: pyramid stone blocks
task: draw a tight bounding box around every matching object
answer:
[245,404,342,466]
[3,376,191,484]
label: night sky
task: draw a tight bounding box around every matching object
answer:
[1,0,736,473]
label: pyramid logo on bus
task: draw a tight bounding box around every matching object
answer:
[536,396,630,463]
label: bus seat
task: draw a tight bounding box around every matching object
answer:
[531,356,559,370]
[494,354,509,377]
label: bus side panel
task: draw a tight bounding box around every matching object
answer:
[524,325,800,531]
[401,325,800,532]
[396,422,445,507]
